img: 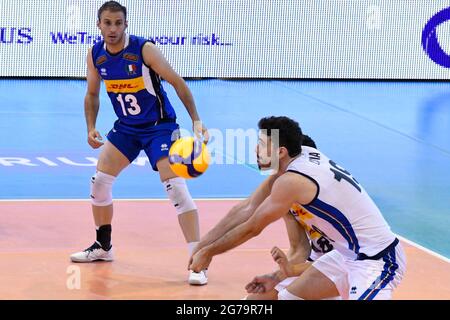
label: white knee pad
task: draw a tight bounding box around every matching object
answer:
[278,289,304,300]
[163,177,197,215]
[90,171,115,206]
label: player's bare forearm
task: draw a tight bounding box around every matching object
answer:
[287,249,305,264]
[196,176,273,252]
[190,225,255,272]
[287,245,311,264]
[204,180,297,257]
[197,201,253,250]
[172,79,200,122]
[84,93,100,132]
[283,212,311,264]
[204,220,260,257]
[202,175,274,246]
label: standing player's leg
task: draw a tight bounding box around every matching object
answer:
[157,158,200,245]
[146,122,207,285]
[156,157,207,285]
[71,135,136,262]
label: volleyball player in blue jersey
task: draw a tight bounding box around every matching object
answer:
[70,1,208,285]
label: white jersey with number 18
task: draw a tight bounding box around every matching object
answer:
[287,146,396,260]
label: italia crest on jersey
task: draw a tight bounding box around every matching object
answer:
[126,64,138,75]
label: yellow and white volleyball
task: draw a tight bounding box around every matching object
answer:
[168,137,210,179]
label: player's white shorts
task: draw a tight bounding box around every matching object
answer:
[312,242,406,300]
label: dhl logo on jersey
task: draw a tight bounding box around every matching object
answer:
[104,77,145,93]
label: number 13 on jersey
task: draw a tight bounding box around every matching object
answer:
[116,93,141,116]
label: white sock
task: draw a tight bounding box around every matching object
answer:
[188,241,199,257]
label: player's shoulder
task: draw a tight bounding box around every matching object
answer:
[140,39,161,64]
[277,170,311,188]
[134,36,157,60]
[91,38,105,52]
[90,40,105,62]
[141,40,157,52]
[128,34,154,47]
[272,170,318,203]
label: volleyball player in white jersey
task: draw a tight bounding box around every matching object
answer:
[189,116,406,300]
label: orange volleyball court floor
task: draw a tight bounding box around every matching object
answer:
[0,200,448,300]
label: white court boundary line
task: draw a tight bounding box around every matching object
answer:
[1,198,449,263]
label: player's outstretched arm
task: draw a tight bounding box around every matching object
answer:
[84,48,103,149]
[189,173,310,272]
[142,42,209,143]
[190,175,277,258]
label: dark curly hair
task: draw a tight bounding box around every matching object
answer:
[258,116,303,158]
[301,134,316,148]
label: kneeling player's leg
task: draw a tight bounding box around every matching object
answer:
[278,266,340,300]
[279,250,347,300]
[350,243,405,300]
[244,290,279,300]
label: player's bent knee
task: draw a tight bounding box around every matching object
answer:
[163,177,197,215]
[278,289,304,300]
[90,171,116,206]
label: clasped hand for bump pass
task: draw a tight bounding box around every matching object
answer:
[188,248,212,273]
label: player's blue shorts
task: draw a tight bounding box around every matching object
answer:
[106,119,180,171]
